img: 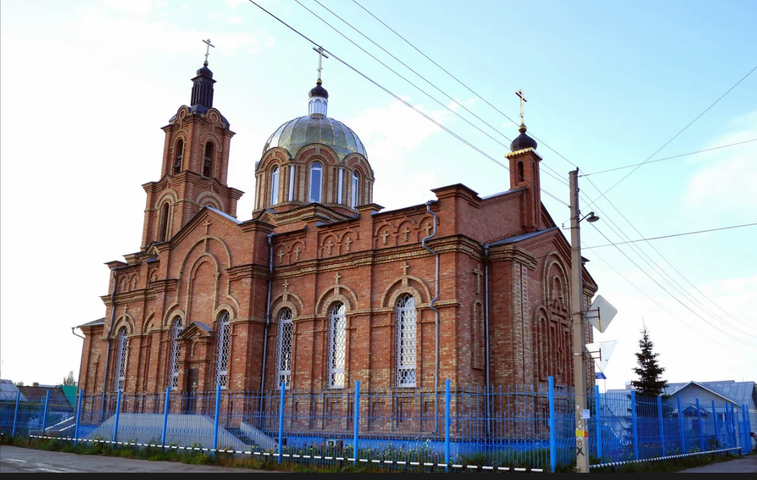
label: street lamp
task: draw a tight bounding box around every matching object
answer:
[569,170,600,473]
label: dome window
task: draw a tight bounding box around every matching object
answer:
[270,166,280,206]
[351,171,360,207]
[309,162,323,203]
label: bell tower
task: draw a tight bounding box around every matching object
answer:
[140,44,243,250]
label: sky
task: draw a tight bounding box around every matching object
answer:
[1,0,755,390]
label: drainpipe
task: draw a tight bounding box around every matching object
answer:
[483,244,492,437]
[259,233,276,419]
[421,201,440,433]
[71,327,85,340]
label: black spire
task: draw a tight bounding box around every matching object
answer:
[190,61,216,109]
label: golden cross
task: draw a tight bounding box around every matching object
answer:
[203,38,215,65]
[515,89,527,125]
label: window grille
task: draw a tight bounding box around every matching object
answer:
[215,311,231,389]
[396,294,417,387]
[328,303,346,388]
[169,316,183,389]
[309,162,323,203]
[351,171,359,207]
[114,327,128,391]
[270,166,280,205]
[276,309,293,388]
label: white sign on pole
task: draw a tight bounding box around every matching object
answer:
[585,340,617,372]
[585,295,617,333]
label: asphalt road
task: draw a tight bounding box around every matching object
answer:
[0,445,271,473]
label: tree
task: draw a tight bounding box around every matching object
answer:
[62,371,77,387]
[631,326,667,397]
[14,381,24,387]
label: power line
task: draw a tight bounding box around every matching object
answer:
[581,138,757,177]
[584,222,757,249]
[590,223,757,347]
[588,64,757,203]
[246,0,570,207]
[588,248,756,355]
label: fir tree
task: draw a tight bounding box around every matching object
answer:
[62,371,77,387]
[631,326,667,397]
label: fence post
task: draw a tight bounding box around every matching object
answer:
[594,384,602,461]
[743,405,750,454]
[677,396,685,454]
[161,387,170,448]
[11,390,20,437]
[40,390,51,437]
[548,377,556,472]
[112,390,122,446]
[696,398,704,452]
[729,403,737,450]
[277,382,286,463]
[711,400,718,451]
[445,379,451,471]
[352,380,360,464]
[631,391,638,460]
[212,385,222,454]
[657,395,665,457]
[74,390,83,445]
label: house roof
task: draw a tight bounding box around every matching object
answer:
[486,227,558,247]
[77,318,105,328]
[664,380,757,407]
[0,379,25,402]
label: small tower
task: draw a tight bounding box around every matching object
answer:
[505,90,542,232]
[140,43,243,250]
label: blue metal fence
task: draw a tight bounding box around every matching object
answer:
[2,379,752,472]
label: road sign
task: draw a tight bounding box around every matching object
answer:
[586,340,617,372]
[585,295,617,333]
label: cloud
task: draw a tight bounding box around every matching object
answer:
[102,0,153,15]
[684,111,757,212]
[228,16,243,26]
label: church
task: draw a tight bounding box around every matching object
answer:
[76,55,597,398]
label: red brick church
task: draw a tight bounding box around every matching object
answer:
[76,58,597,396]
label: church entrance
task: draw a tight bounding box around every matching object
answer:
[182,368,199,413]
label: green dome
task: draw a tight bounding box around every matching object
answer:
[262,114,367,164]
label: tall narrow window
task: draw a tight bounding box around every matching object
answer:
[517,161,524,182]
[203,142,214,177]
[114,327,128,391]
[270,166,280,206]
[337,168,344,204]
[288,165,295,202]
[158,202,170,242]
[276,308,293,389]
[215,311,231,389]
[328,303,346,388]
[173,139,184,175]
[169,316,183,390]
[395,294,417,387]
[351,172,360,207]
[309,162,322,203]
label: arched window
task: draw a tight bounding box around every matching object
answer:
[309,162,323,203]
[351,171,360,207]
[395,294,417,387]
[337,168,344,204]
[114,326,128,391]
[169,316,183,390]
[276,308,293,389]
[517,161,524,182]
[173,139,184,175]
[328,303,346,388]
[270,166,280,206]
[203,142,214,177]
[215,311,231,389]
[158,202,170,242]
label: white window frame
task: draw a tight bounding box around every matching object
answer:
[270,166,280,206]
[337,168,344,204]
[215,311,231,389]
[276,308,294,389]
[396,294,417,387]
[288,165,295,202]
[351,171,359,207]
[309,162,323,203]
[328,303,346,388]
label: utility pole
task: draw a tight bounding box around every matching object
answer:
[570,168,590,473]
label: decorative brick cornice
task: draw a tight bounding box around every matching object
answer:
[488,245,538,270]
